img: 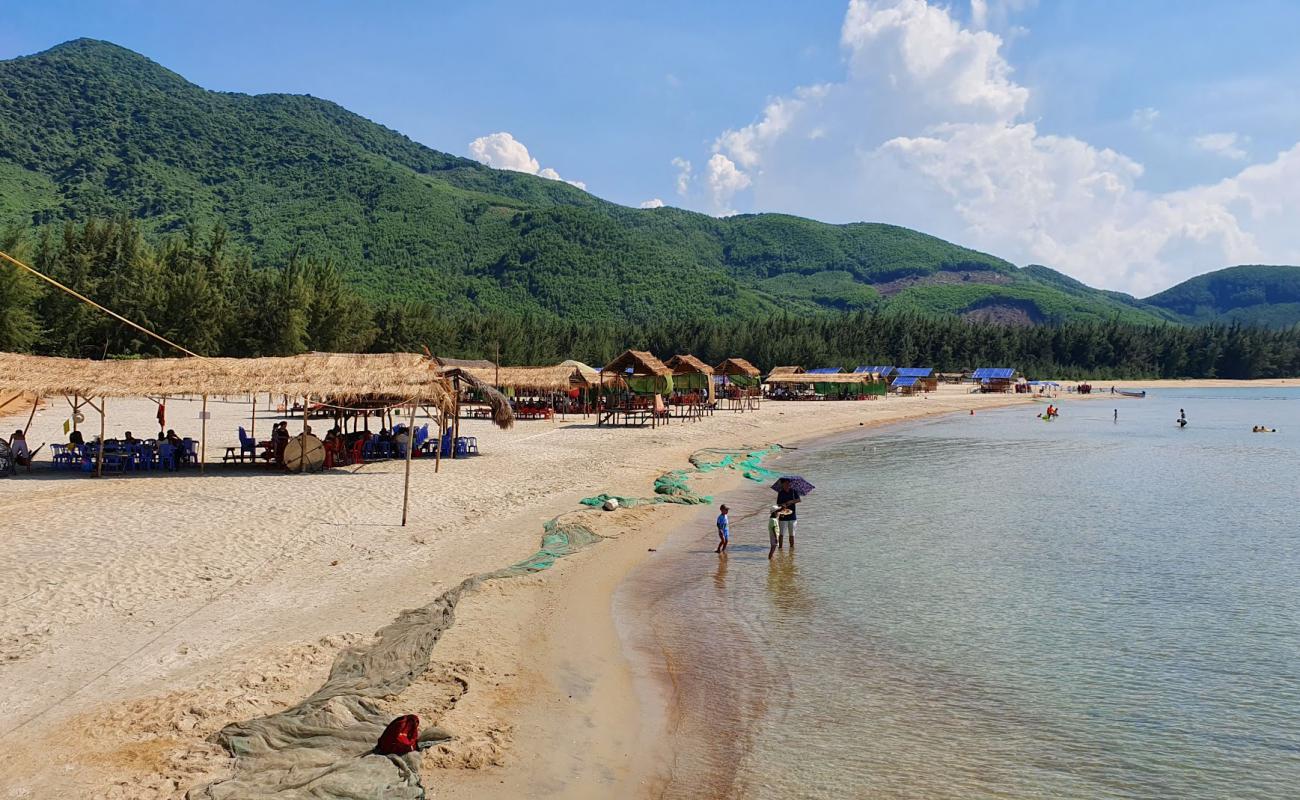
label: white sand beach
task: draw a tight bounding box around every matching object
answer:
[0,381,1244,797]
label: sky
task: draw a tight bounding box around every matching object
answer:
[3,0,1300,295]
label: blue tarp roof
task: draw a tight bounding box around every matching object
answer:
[855,366,895,375]
[892,376,919,387]
[806,367,843,374]
[972,367,1015,379]
[895,367,933,378]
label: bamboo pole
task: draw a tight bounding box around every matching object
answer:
[22,396,38,438]
[70,394,79,433]
[401,403,417,526]
[200,394,208,474]
[303,394,310,433]
[96,397,105,478]
[451,375,461,459]
[434,411,444,474]
[250,393,257,441]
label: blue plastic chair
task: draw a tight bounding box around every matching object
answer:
[159,442,178,472]
[238,427,257,459]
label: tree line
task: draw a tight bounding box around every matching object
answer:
[2,219,1298,380]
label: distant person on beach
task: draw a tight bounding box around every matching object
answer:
[1114,409,1118,423]
[715,504,730,554]
[775,478,801,549]
[1178,409,1187,428]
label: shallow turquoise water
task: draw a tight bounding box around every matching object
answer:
[621,390,1300,799]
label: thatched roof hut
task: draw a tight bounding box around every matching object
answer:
[601,350,671,377]
[665,354,715,377]
[0,352,457,409]
[765,365,805,380]
[714,358,760,377]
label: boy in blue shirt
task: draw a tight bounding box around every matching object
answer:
[715,504,730,554]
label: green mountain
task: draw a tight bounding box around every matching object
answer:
[0,38,1246,327]
[1144,265,1300,328]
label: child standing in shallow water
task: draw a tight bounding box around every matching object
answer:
[768,506,783,559]
[715,504,730,554]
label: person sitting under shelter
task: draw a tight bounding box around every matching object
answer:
[164,429,185,469]
[69,429,85,447]
[10,430,31,467]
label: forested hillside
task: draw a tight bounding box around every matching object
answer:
[0,38,1170,325]
[1145,266,1300,328]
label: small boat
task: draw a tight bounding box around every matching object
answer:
[1116,389,1146,398]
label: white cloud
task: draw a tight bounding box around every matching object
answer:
[970,0,1036,31]
[639,198,666,209]
[671,157,693,196]
[468,131,585,190]
[706,154,751,216]
[1131,107,1159,131]
[691,0,1300,293]
[1193,132,1249,161]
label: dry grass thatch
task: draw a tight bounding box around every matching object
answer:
[665,354,714,376]
[715,358,761,377]
[765,365,805,379]
[433,356,496,370]
[0,351,470,418]
[601,350,671,377]
[439,367,515,429]
[766,372,875,384]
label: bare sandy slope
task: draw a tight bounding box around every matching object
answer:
[0,384,1140,797]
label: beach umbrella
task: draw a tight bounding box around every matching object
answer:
[771,475,815,494]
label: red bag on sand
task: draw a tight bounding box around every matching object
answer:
[376,714,420,755]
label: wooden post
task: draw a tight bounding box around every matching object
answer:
[401,402,417,526]
[250,393,257,441]
[434,412,444,474]
[22,396,38,438]
[96,397,105,478]
[70,394,79,433]
[303,394,310,433]
[200,394,208,475]
[451,375,461,459]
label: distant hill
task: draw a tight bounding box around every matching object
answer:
[1143,266,1300,328]
[0,39,1285,328]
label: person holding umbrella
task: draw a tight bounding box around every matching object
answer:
[773,476,812,550]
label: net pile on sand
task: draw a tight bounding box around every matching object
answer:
[193,446,781,798]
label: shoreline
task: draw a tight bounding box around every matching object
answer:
[0,380,1279,796]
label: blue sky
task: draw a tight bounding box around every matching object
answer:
[3,0,1299,293]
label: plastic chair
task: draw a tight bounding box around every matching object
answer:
[238,427,258,460]
[51,444,71,470]
[159,443,178,472]
[182,438,198,466]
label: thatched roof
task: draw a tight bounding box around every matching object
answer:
[766,372,874,384]
[465,365,576,393]
[601,350,671,377]
[439,367,515,429]
[433,356,496,370]
[766,365,805,379]
[665,355,714,376]
[559,360,602,387]
[715,358,761,377]
[0,351,459,410]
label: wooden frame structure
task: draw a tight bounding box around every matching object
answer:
[714,357,762,412]
[664,355,715,422]
[0,351,493,525]
[598,350,673,427]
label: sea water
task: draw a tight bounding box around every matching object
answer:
[618,389,1300,799]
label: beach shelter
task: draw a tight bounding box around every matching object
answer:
[598,350,673,427]
[893,367,937,392]
[0,351,500,524]
[714,357,762,411]
[664,355,715,419]
[971,367,1017,393]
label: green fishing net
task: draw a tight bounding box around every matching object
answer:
[193,444,783,799]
